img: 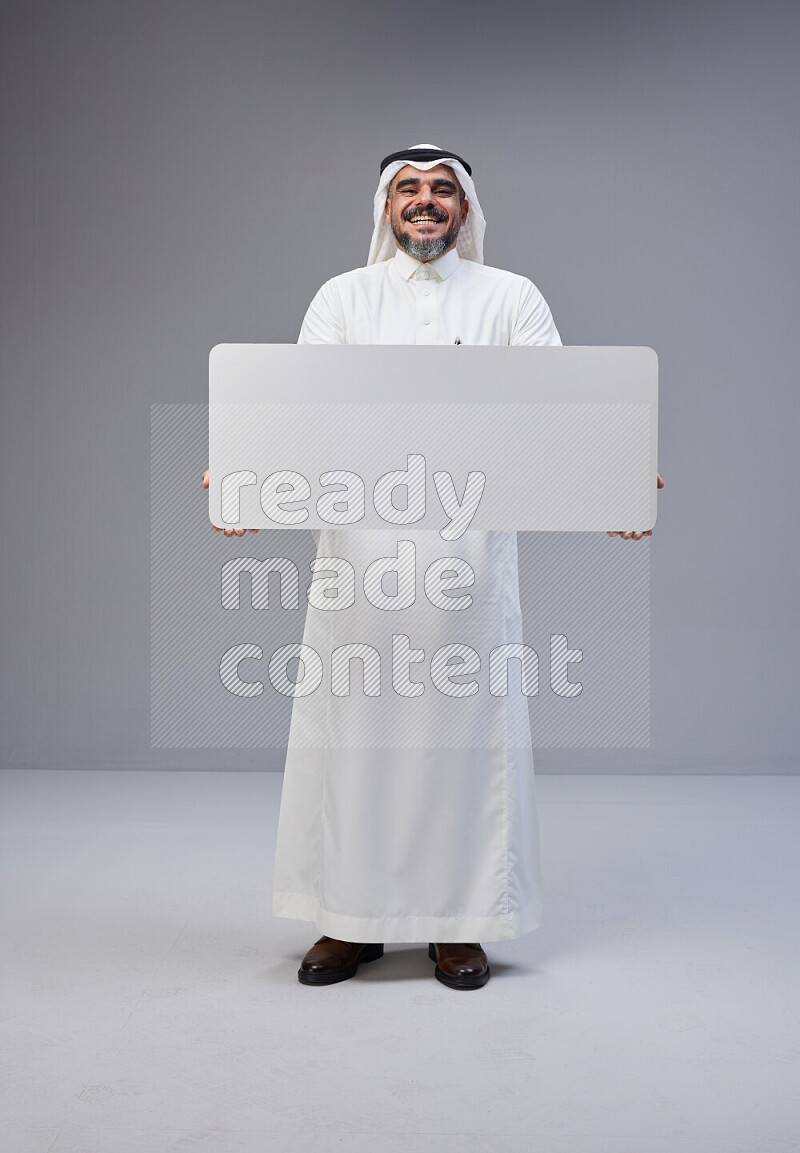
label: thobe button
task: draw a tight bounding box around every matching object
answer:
[423,289,431,297]
[423,318,431,325]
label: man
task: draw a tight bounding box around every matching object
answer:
[204,144,662,989]
[275,142,560,994]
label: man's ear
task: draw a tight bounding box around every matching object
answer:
[461,198,470,226]
[384,194,391,222]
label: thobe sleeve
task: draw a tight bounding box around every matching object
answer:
[510,277,562,347]
[297,279,347,345]
[297,280,346,548]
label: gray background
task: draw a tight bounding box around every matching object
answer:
[2,0,797,772]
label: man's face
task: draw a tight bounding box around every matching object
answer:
[384,163,469,262]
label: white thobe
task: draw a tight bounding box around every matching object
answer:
[271,246,562,943]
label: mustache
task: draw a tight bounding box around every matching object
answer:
[401,204,448,223]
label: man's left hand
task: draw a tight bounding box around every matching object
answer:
[607,473,664,540]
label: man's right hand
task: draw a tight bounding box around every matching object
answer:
[202,468,259,536]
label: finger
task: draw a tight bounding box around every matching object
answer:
[657,473,664,488]
[631,531,643,540]
[224,528,235,536]
[202,468,210,489]
[234,528,246,536]
[248,528,259,533]
[607,531,619,537]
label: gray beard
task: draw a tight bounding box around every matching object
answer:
[393,216,461,262]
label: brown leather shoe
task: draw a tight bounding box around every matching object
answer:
[297,936,384,986]
[428,942,490,989]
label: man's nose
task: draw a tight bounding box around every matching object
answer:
[412,185,436,205]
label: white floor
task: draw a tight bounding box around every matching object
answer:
[1,771,798,1153]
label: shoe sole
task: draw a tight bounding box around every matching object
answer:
[297,942,384,986]
[428,942,490,989]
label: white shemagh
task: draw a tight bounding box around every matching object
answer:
[367,143,487,266]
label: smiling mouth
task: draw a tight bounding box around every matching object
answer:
[406,214,445,225]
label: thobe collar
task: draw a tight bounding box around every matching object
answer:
[392,246,461,282]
